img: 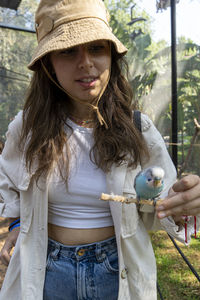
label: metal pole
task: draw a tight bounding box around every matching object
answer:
[0,23,35,33]
[171,0,178,169]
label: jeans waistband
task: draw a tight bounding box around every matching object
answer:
[48,236,117,260]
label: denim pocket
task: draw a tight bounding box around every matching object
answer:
[102,250,119,273]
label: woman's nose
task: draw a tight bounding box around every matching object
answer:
[78,48,93,70]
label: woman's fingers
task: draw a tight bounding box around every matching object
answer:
[0,245,12,266]
[172,175,200,192]
[156,175,200,219]
[0,228,20,266]
[157,198,200,219]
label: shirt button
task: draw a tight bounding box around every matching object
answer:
[121,267,128,279]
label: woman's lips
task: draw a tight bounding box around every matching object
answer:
[76,77,97,88]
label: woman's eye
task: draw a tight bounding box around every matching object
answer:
[89,45,105,52]
[60,48,77,55]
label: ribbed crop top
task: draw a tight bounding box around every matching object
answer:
[48,119,114,229]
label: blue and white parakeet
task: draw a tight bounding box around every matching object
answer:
[134,166,165,201]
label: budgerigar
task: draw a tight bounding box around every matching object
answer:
[134,166,165,200]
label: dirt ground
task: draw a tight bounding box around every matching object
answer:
[0,217,9,289]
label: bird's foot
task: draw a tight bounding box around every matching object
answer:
[153,198,158,206]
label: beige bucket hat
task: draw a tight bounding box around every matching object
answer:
[28,0,127,70]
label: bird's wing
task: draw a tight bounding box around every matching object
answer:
[134,170,143,189]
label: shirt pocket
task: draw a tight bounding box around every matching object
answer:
[121,200,139,238]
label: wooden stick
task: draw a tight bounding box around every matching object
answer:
[101,193,185,227]
[100,193,163,207]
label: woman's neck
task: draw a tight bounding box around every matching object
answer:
[69,103,94,121]
[68,114,94,128]
[68,102,94,124]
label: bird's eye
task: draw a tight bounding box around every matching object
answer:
[147,178,151,182]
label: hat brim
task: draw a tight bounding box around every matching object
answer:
[28,18,127,70]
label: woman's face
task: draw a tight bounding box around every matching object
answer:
[50,40,111,103]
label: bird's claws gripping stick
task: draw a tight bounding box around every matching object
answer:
[100,193,163,207]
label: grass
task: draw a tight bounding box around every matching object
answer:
[150,231,200,300]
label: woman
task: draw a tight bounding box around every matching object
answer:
[0,1,200,299]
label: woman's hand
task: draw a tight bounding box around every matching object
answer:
[0,227,20,266]
[156,174,200,220]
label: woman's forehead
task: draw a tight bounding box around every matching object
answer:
[53,40,110,52]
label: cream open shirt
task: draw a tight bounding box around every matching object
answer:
[0,111,198,300]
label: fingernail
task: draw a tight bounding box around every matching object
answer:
[157,205,164,211]
[158,212,166,218]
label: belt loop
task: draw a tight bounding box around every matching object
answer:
[51,243,60,260]
[95,242,101,260]
[96,242,106,262]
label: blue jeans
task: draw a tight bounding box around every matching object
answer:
[43,236,119,300]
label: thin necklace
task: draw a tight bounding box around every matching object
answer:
[69,115,94,127]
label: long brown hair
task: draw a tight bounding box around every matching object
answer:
[20,47,149,181]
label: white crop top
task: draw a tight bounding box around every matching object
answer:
[48,119,114,229]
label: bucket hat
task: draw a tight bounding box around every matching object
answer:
[28,0,127,70]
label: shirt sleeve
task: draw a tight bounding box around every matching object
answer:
[138,113,200,244]
[0,111,29,218]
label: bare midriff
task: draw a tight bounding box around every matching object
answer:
[48,223,115,245]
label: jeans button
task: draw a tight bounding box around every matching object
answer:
[77,249,86,256]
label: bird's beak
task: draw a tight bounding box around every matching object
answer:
[154,179,161,187]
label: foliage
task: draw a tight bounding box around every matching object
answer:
[0,0,37,140]
[105,0,152,50]
[105,0,160,107]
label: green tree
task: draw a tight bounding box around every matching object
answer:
[105,0,159,107]
[0,0,38,140]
